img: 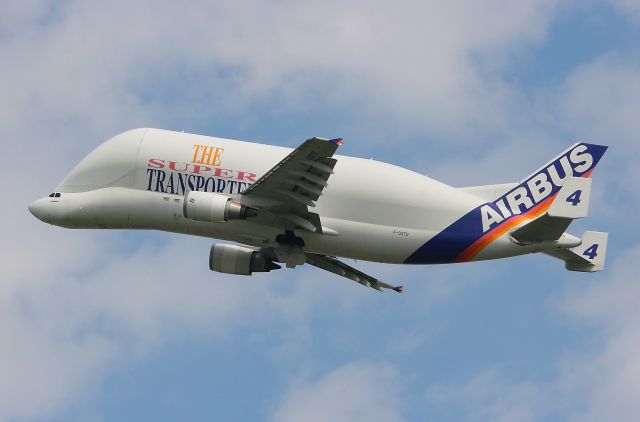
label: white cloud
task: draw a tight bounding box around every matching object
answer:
[555,55,640,148]
[0,0,562,146]
[2,0,637,420]
[272,361,405,422]
[418,244,640,422]
[556,245,640,422]
[0,234,241,420]
[426,368,545,422]
[413,50,640,415]
[541,54,640,223]
[0,228,374,421]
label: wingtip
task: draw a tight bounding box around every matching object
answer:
[330,138,344,146]
[393,286,404,293]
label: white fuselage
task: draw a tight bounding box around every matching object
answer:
[28,128,566,264]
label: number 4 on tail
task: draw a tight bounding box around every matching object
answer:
[583,244,599,260]
[566,190,582,206]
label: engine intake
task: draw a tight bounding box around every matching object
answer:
[183,191,256,222]
[209,244,281,275]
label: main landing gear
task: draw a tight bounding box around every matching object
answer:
[275,230,306,268]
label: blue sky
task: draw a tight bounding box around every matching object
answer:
[2,1,640,421]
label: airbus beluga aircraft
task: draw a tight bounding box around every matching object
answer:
[29,129,608,293]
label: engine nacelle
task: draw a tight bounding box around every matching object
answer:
[183,191,256,223]
[209,244,281,275]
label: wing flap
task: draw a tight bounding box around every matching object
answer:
[306,254,403,293]
[241,137,341,233]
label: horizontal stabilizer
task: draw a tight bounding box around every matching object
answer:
[544,231,608,272]
[510,214,573,245]
[510,177,591,245]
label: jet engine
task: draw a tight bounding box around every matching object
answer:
[183,191,256,223]
[209,244,281,275]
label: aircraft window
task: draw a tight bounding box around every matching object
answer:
[49,193,55,197]
[54,193,61,197]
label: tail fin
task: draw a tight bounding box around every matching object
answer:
[545,231,609,272]
[518,142,608,185]
[413,142,608,264]
[477,142,607,234]
[462,142,607,203]
[510,146,609,272]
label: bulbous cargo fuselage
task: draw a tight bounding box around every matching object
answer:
[28,128,567,264]
[29,129,486,263]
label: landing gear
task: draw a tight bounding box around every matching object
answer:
[275,230,306,268]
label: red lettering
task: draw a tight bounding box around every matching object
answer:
[168,161,189,172]
[148,158,165,169]
[236,171,257,182]
[150,157,256,182]
[214,168,233,178]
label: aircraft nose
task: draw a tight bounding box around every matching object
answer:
[28,198,50,223]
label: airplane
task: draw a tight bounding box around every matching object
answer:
[29,128,608,293]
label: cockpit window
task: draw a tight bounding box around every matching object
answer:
[49,193,55,197]
[49,192,62,198]
[55,193,61,197]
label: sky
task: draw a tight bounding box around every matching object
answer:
[1,0,640,421]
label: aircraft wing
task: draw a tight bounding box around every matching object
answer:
[241,137,342,233]
[306,253,404,293]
